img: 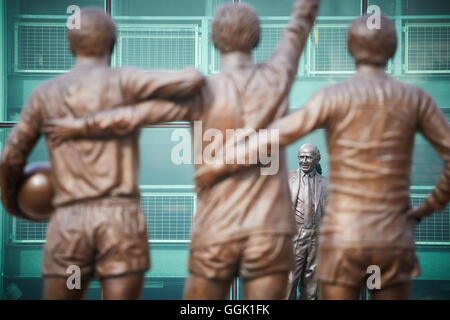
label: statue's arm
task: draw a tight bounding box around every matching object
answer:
[195,90,331,188]
[265,0,320,86]
[84,99,191,137]
[0,91,42,218]
[410,95,450,220]
[261,90,330,149]
[43,97,198,142]
[121,67,205,103]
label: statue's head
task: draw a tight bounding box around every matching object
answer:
[347,14,397,67]
[298,144,321,174]
[67,7,116,57]
[212,3,260,54]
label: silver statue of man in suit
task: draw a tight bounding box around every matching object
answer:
[286,143,328,300]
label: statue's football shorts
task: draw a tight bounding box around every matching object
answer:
[188,234,294,280]
[42,197,150,279]
[316,245,421,289]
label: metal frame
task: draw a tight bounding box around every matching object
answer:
[252,23,287,59]
[207,17,217,74]
[307,23,356,75]
[10,186,448,246]
[13,19,203,73]
[411,193,450,246]
[10,185,197,244]
[305,23,393,75]
[199,17,209,75]
[13,21,73,73]
[11,11,450,77]
[392,0,403,76]
[110,16,205,21]
[114,23,200,70]
[10,218,47,243]
[404,22,450,74]
[141,191,196,244]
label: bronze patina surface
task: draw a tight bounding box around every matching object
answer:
[195,14,450,300]
[44,1,321,299]
[0,7,204,299]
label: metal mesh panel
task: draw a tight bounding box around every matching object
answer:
[141,193,195,242]
[115,25,199,71]
[12,192,195,243]
[15,22,74,73]
[211,0,231,9]
[406,23,450,73]
[209,20,220,73]
[13,219,48,242]
[253,25,285,64]
[11,193,448,244]
[412,196,450,243]
[308,24,355,74]
[307,24,393,75]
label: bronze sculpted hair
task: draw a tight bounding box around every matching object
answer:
[347,14,397,66]
[212,3,260,53]
[67,7,116,57]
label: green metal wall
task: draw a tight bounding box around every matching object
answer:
[0,0,449,299]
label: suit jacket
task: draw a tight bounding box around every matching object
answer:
[288,168,328,228]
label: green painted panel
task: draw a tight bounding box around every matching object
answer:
[7,245,448,281]
[8,0,104,16]
[112,0,208,17]
[403,0,450,15]
[289,78,338,108]
[416,248,450,280]
[243,0,295,16]
[5,246,190,279]
[146,246,189,278]
[139,128,194,185]
[368,0,396,16]
[7,76,54,121]
[4,247,43,277]
[400,79,450,109]
[244,0,361,17]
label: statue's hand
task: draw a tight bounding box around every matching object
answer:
[42,118,85,147]
[406,205,432,223]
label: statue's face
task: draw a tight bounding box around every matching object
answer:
[298,147,318,174]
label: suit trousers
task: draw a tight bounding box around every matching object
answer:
[286,226,318,300]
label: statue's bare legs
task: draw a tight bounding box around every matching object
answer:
[369,282,411,300]
[319,281,411,300]
[43,272,145,300]
[183,274,233,300]
[43,277,90,300]
[183,272,288,300]
[100,273,145,300]
[243,272,289,300]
